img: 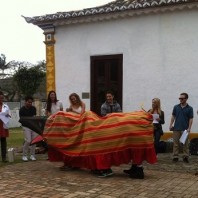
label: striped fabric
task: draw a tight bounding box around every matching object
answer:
[43,111,156,169]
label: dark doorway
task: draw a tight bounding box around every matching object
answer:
[90,54,123,115]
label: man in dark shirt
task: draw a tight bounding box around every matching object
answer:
[19,96,38,162]
[169,92,193,163]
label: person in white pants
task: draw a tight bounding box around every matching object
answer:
[22,126,38,161]
[19,96,38,162]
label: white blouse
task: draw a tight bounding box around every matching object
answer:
[50,101,63,114]
[71,106,82,114]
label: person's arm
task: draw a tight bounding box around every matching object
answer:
[45,110,51,116]
[116,103,122,112]
[66,105,72,112]
[101,104,107,116]
[169,115,175,131]
[60,102,63,111]
[187,107,194,133]
[159,111,165,125]
[81,102,86,114]
[19,107,23,117]
[187,118,193,133]
[33,106,37,116]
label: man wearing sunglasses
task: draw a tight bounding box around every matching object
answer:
[169,93,193,163]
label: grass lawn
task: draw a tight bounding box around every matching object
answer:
[8,127,24,149]
[0,127,47,167]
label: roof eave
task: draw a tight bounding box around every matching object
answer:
[23,2,198,29]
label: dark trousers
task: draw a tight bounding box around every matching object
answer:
[1,137,7,160]
[154,130,161,154]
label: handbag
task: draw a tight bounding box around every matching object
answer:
[170,126,174,131]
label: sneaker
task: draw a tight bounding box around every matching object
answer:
[172,158,178,162]
[97,169,114,178]
[183,157,189,163]
[106,169,114,176]
[30,155,36,161]
[22,156,28,162]
[98,171,108,178]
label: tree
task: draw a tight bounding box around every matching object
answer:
[13,65,46,97]
[0,54,11,79]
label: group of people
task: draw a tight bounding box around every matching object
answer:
[147,92,193,164]
[0,90,194,178]
[143,92,193,164]
[19,91,85,162]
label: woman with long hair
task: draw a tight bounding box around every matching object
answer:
[45,90,63,116]
[66,93,85,114]
[60,93,85,171]
[148,98,165,154]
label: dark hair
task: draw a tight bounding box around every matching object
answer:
[24,96,34,101]
[0,91,3,96]
[180,92,188,99]
[105,90,114,96]
[46,90,58,113]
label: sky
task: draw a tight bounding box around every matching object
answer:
[1,0,112,64]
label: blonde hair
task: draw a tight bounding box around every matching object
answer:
[150,98,162,115]
[69,93,82,106]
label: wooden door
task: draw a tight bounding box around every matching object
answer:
[91,54,123,115]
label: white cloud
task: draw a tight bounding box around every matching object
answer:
[0,0,111,64]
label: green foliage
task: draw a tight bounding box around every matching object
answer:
[0,53,11,78]
[13,65,46,97]
[7,127,24,148]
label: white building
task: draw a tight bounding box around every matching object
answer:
[24,0,198,132]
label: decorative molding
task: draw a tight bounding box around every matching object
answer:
[53,3,198,26]
[23,0,198,27]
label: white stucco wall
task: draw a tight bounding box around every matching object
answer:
[54,10,198,132]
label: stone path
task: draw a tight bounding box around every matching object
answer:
[0,153,198,198]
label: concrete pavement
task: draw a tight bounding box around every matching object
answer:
[0,153,198,198]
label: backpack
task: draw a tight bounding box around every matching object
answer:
[189,138,198,155]
[158,141,167,153]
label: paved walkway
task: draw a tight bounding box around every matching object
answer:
[0,153,198,198]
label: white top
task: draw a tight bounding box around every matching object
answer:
[51,101,63,114]
[152,113,159,124]
[71,106,82,114]
[0,103,10,129]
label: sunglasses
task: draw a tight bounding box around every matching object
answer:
[179,98,186,100]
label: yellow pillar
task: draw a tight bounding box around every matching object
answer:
[44,31,56,94]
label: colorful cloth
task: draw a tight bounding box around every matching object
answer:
[43,111,156,169]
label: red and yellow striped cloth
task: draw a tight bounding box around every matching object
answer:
[43,111,156,169]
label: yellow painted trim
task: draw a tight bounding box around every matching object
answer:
[43,25,56,95]
[46,44,55,93]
